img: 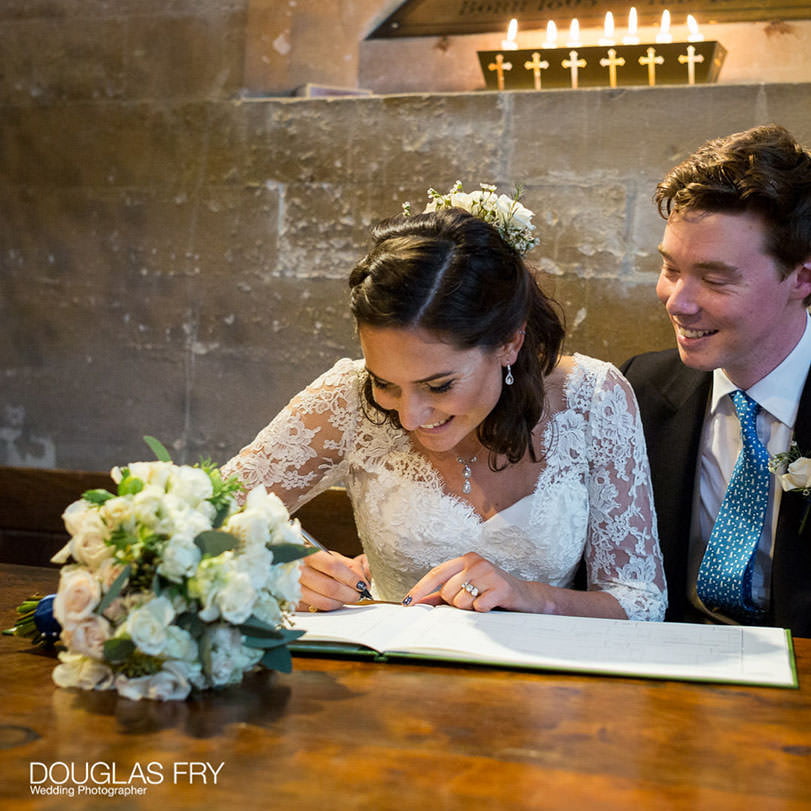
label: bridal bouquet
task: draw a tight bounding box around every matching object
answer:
[12,438,313,701]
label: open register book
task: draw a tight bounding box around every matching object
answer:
[290,603,797,688]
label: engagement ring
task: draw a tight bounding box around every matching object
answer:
[461,581,480,598]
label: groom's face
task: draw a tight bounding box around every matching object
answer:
[655,209,807,389]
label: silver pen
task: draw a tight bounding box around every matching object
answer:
[299,527,374,600]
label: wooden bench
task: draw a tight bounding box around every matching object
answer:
[0,466,361,567]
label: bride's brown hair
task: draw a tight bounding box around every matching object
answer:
[348,207,565,467]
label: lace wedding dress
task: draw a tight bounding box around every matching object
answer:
[222,354,667,621]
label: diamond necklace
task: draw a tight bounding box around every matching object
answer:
[456,455,478,495]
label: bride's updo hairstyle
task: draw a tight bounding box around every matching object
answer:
[348,207,564,467]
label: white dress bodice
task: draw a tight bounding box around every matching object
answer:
[222,354,667,621]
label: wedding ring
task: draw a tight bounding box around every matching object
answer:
[461,581,480,598]
[307,605,319,613]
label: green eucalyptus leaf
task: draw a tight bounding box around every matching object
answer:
[103,637,135,665]
[195,530,238,558]
[238,615,284,639]
[81,489,115,505]
[97,564,131,615]
[143,435,172,463]
[259,645,294,674]
[175,611,205,638]
[271,543,318,564]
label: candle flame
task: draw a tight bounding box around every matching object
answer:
[656,8,672,42]
[604,12,615,38]
[506,18,517,42]
[567,18,581,46]
[623,6,639,44]
[545,20,557,46]
[687,14,704,41]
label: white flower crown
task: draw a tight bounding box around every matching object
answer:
[402,181,540,256]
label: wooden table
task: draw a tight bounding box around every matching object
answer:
[2,564,810,810]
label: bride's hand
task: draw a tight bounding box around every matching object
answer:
[402,552,537,612]
[298,550,372,612]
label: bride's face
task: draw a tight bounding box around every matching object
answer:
[358,324,510,456]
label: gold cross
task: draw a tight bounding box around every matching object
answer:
[561,50,587,89]
[488,53,513,91]
[523,51,550,90]
[599,48,626,88]
[678,44,705,86]
[638,47,664,86]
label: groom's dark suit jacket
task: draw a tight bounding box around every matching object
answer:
[621,349,811,638]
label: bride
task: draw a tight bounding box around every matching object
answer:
[222,186,667,621]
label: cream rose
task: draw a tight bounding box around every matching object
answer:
[53,566,102,628]
[52,651,113,691]
[61,615,112,659]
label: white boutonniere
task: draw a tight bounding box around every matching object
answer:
[769,442,811,534]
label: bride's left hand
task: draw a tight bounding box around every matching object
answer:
[403,552,536,612]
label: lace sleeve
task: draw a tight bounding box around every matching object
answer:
[220,358,363,514]
[582,363,668,621]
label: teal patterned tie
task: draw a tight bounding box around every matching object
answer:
[697,390,770,619]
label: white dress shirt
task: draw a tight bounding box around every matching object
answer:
[688,314,811,621]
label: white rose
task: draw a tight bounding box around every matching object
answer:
[224,509,270,547]
[130,484,167,528]
[62,615,112,659]
[114,674,152,701]
[99,496,137,531]
[236,546,273,589]
[121,596,175,656]
[216,569,257,624]
[251,591,283,626]
[62,499,100,536]
[167,466,213,506]
[245,486,291,529]
[158,535,202,582]
[53,566,102,628]
[781,457,811,491]
[52,651,113,691]
[203,624,246,687]
[126,461,172,490]
[119,662,193,701]
[163,626,199,662]
[188,556,226,622]
[265,561,303,606]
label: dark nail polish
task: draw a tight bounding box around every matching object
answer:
[402,595,412,606]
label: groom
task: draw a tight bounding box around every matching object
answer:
[622,124,811,637]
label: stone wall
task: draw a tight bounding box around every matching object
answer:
[2,3,810,470]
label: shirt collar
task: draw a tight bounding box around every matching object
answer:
[710,313,811,427]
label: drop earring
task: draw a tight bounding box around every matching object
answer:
[504,364,514,386]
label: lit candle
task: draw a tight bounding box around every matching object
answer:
[543,20,558,48]
[656,9,672,43]
[501,17,519,50]
[598,12,615,46]
[687,14,704,42]
[623,7,640,45]
[567,18,581,47]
